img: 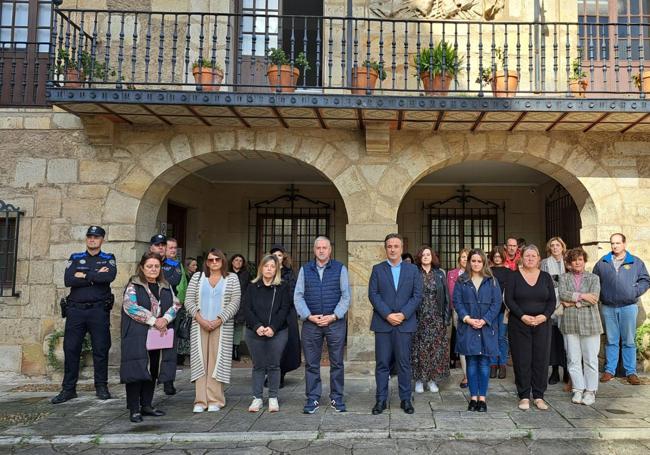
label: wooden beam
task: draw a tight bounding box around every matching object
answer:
[583,113,609,133]
[620,113,650,134]
[228,106,251,128]
[186,105,211,126]
[434,111,445,131]
[545,112,569,132]
[272,107,289,128]
[140,105,172,125]
[470,112,486,132]
[508,112,527,131]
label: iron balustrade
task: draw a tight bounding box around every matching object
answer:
[0,200,23,298]
[2,7,650,104]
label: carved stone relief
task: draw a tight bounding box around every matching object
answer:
[368,0,505,20]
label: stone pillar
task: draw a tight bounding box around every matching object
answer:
[345,223,397,373]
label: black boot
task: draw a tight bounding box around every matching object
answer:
[279,373,286,389]
[95,384,111,400]
[548,366,560,385]
[232,345,240,361]
[164,381,176,395]
[51,390,77,404]
[489,366,498,379]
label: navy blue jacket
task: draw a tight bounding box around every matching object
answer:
[593,251,650,307]
[453,275,502,357]
[65,250,116,303]
[303,259,343,316]
[368,261,423,333]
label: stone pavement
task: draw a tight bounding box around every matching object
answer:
[1,365,650,448]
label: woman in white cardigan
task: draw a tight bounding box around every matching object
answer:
[184,248,241,413]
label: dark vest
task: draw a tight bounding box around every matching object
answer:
[120,279,177,384]
[303,259,343,315]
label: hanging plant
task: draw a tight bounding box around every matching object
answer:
[46,330,93,371]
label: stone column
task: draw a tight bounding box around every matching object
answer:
[345,223,397,373]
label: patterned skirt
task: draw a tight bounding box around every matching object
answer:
[411,310,450,383]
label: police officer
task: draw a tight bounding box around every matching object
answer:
[51,226,116,404]
[149,234,182,395]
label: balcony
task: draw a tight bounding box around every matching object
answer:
[6,8,650,132]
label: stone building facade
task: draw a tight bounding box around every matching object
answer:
[0,0,649,374]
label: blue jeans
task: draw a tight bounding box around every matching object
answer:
[490,311,509,366]
[466,355,490,397]
[601,304,638,376]
[302,318,346,402]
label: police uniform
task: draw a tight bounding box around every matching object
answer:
[162,257,182,293]
[55,226,116,403]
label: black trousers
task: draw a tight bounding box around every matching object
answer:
[125,350,160,413]
[508,317,551,400]
[62,305,111,392]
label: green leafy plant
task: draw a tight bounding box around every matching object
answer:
[47,330,92,371]
[569,57,587,81]
[56,48,115,81]
[415,42,463,78]
[358,59,387,81]
[192,58,223,72]
[266,48,311,72]
[635,320,650,352]
[475,47,506,87]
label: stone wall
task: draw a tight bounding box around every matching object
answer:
[1,107,650,373]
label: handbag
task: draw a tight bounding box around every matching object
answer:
[146,327,174,350]
[177,313,191,340]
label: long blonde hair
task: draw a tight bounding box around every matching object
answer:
[252,254,282,285]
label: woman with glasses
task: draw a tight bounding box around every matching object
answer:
[184,248,241,413]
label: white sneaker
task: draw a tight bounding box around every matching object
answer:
[248,398,263,413]
[428,381,439,393]
[268,397,279,412]
[415,381,424,394]
[192,404,206,413]
[581,391,596,406]
[207,404,221,412]
[571,390,583,404]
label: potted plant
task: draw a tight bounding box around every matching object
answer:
[568,57,588,98]
[352,59,387,94]
[266,48,310,93]
[475,47,519,97]
[56,48,114,88]
[415,41,463,96]
[632,71,650,92]
[192,58,224,92]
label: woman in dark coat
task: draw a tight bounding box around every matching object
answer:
[453,249,502,412]
[230,254,251,361]
[120,252,181,423]
[270,244,301,387]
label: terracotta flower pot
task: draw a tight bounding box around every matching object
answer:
[569,79,588,98]
[192,67,224,92]
[420,72,453,96]
[267,65,300,93]
[491,70,519,97]
[64,68,84,88]
[352,68,379,95]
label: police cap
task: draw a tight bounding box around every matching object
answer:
[150,234,167,245]
[86,226,106,238]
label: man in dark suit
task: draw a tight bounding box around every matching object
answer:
[368,233,423,415]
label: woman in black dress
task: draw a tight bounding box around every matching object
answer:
[505,244,556,411]
[230,253,251,361]
[488,246,511,379]
[270,244,301,387]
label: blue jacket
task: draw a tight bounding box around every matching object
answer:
[368,261,423,333]
[303,259,343,315]
[453,275,502,357]
[593,251,650,307]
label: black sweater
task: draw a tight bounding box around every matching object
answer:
[505,270,556,320]
[244,280,291,337]
[490,266,511,312]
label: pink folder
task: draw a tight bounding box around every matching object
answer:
[146,328,174,351]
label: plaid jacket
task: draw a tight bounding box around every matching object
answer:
[558,271,603,336]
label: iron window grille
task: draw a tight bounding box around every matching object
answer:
[248,185,334,269]
[545,184,582,249]
[423,186,505,271]
[0,200,23,297]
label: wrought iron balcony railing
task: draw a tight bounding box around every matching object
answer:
[2,8,650,107]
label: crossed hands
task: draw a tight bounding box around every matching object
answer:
[74,266,109,279]
[386,312,406,326]
[196,313,223,332]
[255,326,275,337]
[521,314,547,327]
[464,317,486,330]
[153,317,169,334]
[308,314,337,327]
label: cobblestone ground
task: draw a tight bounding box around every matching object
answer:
[6,438,650,454]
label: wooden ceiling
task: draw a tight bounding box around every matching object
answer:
[56,103,650,133]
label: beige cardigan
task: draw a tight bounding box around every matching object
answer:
[184,272,241,384]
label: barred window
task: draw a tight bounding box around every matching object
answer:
[0,200,23,297]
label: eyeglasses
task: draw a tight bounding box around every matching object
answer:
[207,257,222,263]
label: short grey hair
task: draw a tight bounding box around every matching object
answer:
[314,236,331,247]
[521,244,540,257]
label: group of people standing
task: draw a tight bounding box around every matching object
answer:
[52,226,649,421]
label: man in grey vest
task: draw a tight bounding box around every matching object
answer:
[294,236,351,414]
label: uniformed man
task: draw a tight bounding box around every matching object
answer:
[51,226,117,404]
[148,234,183,395]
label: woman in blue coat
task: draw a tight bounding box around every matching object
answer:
[453,248,502,412]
